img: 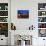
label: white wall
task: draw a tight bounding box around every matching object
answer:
[11,0,38,45]
[11,0,46,46]
[11,0,38,30]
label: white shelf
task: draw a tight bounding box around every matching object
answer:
[38,10,46,11]
[38,16,46,17]
[0,22,8,23]
[38,28,46,29]
[0,10,8,11]
[38,22,46,23]
[0,16,8,17]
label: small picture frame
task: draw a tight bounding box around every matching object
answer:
[17,10,29,19]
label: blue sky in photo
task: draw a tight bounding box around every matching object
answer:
[18,10,29,14]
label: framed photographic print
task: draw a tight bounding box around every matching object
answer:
[17,10,29,19]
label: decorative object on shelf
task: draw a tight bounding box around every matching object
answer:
[0,6,1,10]
[29,25,35,30]
[5,6,8,10]
[39,29,46,37]
[0,17,8,22]
[42,11,46,16]
[11,23,16,30]
[40,8,44,10]
[0,23,8,30]
[38,3,46,10]
[0,11,8,16]
[38,17,46,22]
[38,23,46,28]
[42,12,45,15]
[0,3,8,10]
[38,11,46,16]
[17,10,29,19]
[0,23,8,37]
